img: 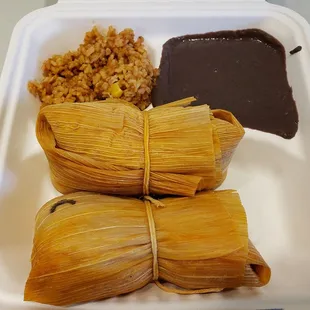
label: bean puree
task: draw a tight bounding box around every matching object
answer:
[152,29,298,139]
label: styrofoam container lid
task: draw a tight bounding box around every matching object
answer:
[1,0,310,309]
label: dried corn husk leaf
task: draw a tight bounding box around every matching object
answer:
[25,191,270,306]
[36,97,244,196]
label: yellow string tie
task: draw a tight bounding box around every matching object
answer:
[143,111,151,196]
[155,281,224,294]
[144,199,159,281]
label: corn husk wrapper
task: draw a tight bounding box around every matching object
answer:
[36,97,244,196]
[25,191,270,306]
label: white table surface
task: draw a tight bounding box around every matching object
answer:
[0,0,309,71]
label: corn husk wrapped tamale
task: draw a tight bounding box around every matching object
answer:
[25,191,270,306]
[36,97,244,196]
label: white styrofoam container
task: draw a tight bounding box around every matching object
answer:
[1,0,310,309]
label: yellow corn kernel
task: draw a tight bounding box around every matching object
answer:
[109,82,123,98]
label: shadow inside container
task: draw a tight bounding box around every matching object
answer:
[232,134,310,254]
[0,105,7,138]
[225,123,310,295]
[0,98,49,294]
